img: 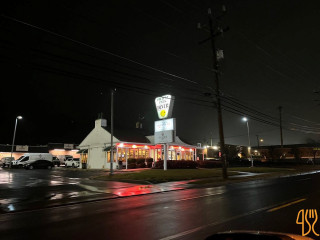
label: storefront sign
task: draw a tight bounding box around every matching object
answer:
[16,145,28,152]
[155,118,176,132]
[155,95,174,119]
[64,144,74,149]
[155,130,174,144]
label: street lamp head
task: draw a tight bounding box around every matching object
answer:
[242,117,248,122]
[260,139,264,142]
[17,116,23,120]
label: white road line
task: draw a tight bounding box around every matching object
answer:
[159,197,306,240]
[175,193,224,202]
[296,178,311,181]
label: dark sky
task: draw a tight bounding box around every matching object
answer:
[1,0,320,147]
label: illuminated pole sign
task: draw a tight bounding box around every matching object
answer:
[155,95,174,119]
[154,95,175,171]
[155,118,175,132]
[154,118,176,144]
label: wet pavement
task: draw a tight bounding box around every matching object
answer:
[0,167,189,213]
[1,171,320,240]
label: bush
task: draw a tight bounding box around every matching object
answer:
[127,158,136,164]
[228,158,250,167]
[146,158,154,168]
[146,158,153,163]
[136,158,146,168]
[136,158,145,164]
[197,160,223,168]
[153,160,197,169]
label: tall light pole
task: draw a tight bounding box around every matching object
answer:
[11,116,23,158]
[242,117,253,167]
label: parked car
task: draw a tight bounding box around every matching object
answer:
[24,160,54,170]
[1,157,14,167]
[52,156,61,167]
[65,158,80,168]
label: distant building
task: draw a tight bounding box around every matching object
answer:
[252,144,320,163]
[0,143,79,160]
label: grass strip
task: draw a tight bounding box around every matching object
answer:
[93,169,238,183]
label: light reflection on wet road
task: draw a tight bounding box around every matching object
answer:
[0,168,191,213]
[1,172,319,240]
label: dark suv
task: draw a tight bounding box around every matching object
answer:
[52,156,61,167]
[24,160,54,170]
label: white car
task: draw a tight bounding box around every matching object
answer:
[1,157,14,167]
[65,158,80,168]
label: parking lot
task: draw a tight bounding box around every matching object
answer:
[0,167,139,213]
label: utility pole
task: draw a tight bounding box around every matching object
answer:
[110,89,115,176]
[256,135,260,148]
[199,6,229,179]
[279,106,283,147]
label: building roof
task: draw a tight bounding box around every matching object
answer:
[78,119,151,148]
[103,127,150,143]
[146,135,196,147]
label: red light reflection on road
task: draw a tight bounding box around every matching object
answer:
[114,185,182,197]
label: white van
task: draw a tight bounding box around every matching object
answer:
[11,153,53,168]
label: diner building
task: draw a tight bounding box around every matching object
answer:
[77,118,197,169]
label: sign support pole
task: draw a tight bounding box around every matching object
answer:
[164,144,168,170]
[110,89,114,176]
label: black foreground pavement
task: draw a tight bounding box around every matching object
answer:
[1,169,320,240]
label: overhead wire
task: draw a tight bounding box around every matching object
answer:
[1,13,319,135]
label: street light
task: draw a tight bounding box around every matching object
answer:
[10,116,22,159]
[242,117,253,167]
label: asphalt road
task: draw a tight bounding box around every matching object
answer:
[1,171,320,240]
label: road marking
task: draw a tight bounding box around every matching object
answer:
[267,198,306,212]
[296,178,311,181]
[159,204,276,240]
[159,197,307,240]
[175,193,224,202]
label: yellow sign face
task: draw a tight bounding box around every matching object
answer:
[296,209,319,236]
[160,110,166,117]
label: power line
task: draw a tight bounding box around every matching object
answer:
[2,14,319,135]
[0,14,199,85]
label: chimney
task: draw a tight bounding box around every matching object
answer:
[95,113,107,128]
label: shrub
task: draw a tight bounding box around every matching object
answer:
[197,160,223,168]
[153,160,197,169]
[127,158,136,164]
[146,158,153,163]
[136,158,146,164]
[146,158,154,168]
[136,158,146,168]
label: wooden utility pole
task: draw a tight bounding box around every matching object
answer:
[199,6,229,179]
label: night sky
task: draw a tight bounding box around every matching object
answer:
[1,0,320,147]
